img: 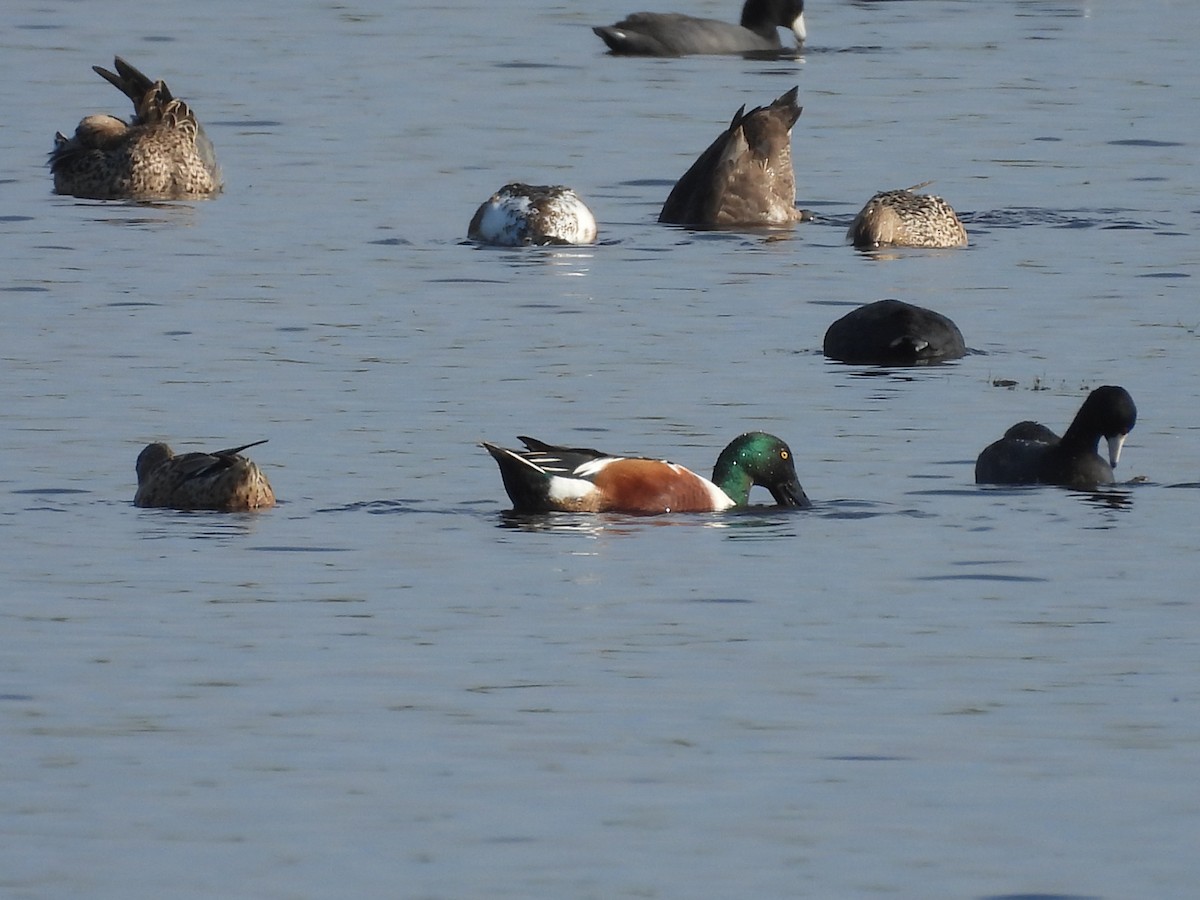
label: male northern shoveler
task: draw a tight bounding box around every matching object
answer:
[594,0,805,56]
[50,57,222,200]
[847,184,967,249]
[975,386,1137,489]
[823,299,967,366]
[134,440,275,511]
[481,432,810,514]
[468,183,597,247]
[659,86,808,227]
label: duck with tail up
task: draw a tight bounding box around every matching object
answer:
[659,87,807,228]
[50,56,222,200]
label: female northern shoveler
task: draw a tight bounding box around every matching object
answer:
[659,87,807,227]
[481,432,810,514]
[468,183,597,246]
[975,386,1137,489]
[594,0,806,56]
[50,57,222,201]
[847,184,967,249]
[823,299,967,366]
[134,440,275,511]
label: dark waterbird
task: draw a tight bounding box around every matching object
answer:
[823,299,966,366]
[975,386,1137,489]
[593,0,806,56]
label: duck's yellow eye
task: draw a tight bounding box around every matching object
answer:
[780,450,789,460]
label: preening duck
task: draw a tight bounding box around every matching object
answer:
[51,56,222,200]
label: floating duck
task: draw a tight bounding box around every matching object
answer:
[848,184,967,249]
[659,87,806,227]
[50,56,221,200]
[481,432,809,514]
[134,440,275,511]
[468,183,597,246]
[823,299,966,366]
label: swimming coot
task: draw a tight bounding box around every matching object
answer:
[975,386,1137,489]
[593,0,806,56]
[823,299,966,365]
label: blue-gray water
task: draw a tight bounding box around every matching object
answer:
[3,1,1199,897]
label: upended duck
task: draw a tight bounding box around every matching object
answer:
[659,86,806,227]
[468,183,597,246]
[134,440,275,511]
[975,386,1137,489]
[482,432,810,514]
[848,185,967,250]
[50,56,222,201]
[593,0,806,56]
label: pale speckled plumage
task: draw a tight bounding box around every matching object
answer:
[848,185,967,249]
[134,440,275,512]
[659,86,807,227]
[50,57,222,201]
[468,183,597,246]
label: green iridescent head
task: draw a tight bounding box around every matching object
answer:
[712,431,810,508]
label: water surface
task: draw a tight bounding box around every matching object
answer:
[3,1,1199,897]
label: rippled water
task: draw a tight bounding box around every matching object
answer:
[3,0,1199,897]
